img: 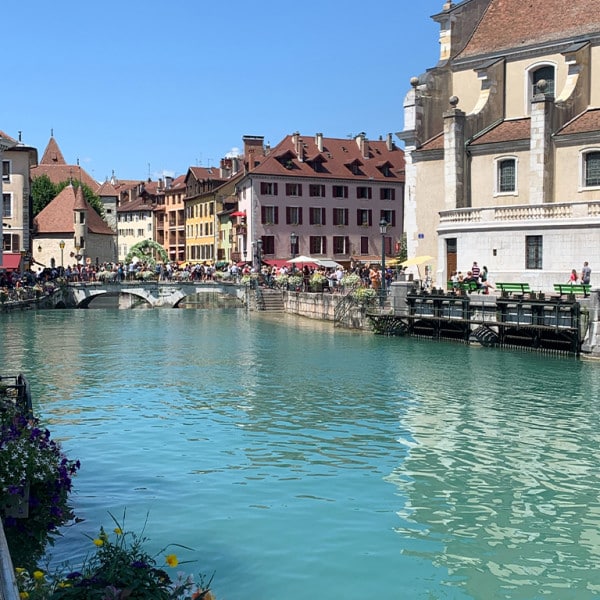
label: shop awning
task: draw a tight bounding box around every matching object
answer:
[0,253,22,271]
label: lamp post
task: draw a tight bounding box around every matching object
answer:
[290,231,298,260]
[379,218,389,308]
[59,240,65,268]
[256,238,263,271]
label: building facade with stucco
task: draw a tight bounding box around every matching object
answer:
[399,0,600,289]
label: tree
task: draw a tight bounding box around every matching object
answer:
[31,174,57,216]
[32,176,105,219]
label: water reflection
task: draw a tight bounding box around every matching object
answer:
[387,348,600,599]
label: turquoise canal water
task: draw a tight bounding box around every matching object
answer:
[1,308,600,599]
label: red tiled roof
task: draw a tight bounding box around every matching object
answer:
[96,180,118,196]
[556,108,600,135]
[32,136,98,189]
[189,166,219,179]
[470,118,530,145]
[458,0,600,60]
[248,134,404,180]
[40,137,66,165]
[417,132,444,151]
[0,131,18,143]
[34,184,114,236]
[116,195,158,213]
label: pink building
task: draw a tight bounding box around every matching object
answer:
[235,132,405,268]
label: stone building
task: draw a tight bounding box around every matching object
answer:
[399,0,600,289]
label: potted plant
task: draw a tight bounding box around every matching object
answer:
[0,404,80,570]
[309,272,328,292]
[351,287,378,306]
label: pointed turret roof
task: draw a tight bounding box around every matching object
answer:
[40,136,66,165]
[32,135,98,189]
[96,179,118,197]
[34,184,114,236]
[73,185,87,211]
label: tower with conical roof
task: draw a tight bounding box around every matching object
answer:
[73,185,88,262]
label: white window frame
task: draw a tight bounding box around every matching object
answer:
[2,159,11,182]
[580,148,600,190]
[494,156,518,196]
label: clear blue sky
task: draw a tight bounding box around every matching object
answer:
[2,0,443,183]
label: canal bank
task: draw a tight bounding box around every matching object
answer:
[279,282,600,359]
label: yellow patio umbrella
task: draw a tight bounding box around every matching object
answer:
[399,255,434,267]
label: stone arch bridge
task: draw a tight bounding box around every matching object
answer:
[50,281,248,308]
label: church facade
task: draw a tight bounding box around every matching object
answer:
[399,0,600,289]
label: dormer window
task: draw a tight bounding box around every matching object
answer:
[377,161,394,177]
[345,160,364,176]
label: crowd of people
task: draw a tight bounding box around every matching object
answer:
[449,261,494,294]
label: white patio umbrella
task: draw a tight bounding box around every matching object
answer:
[288,255,317,264]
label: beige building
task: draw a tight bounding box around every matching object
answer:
[399,0,600,289]
[33,184,117,268]
[163,175,187,263]
[1,131,37,271]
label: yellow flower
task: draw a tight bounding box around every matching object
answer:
[15,567,26,575]
[33,571,45,581]
[114,527,123,535]
[57,581,72,588]
[93,538,104,546]
[19,593,29,600]
[165,554,178,568]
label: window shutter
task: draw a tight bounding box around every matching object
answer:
[298,207,303,224]
[274,183,278,195]
[286,206,291,223]
[322,237,327,253]
[261,206,266,223]
[392,212,396,227]
[274,206,279,224]
[368,187,372,199]
[368,211,372,226]
[298,184,302,196]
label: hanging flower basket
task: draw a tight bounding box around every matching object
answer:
[1,482,29,518]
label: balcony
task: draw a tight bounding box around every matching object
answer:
[438,200,600,232]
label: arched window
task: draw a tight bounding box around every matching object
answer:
[532,65,555,97]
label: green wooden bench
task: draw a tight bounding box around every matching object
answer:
[496,282,531,295]
[553,284,591,297]
[447,280,480,293]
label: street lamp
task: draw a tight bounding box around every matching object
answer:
[290,231,298,259]
[379,218,389,308]
[59,240,65,268]
[256,238,263,270]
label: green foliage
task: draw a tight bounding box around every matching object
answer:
[32,175,58,216]
[32,176,104,218]
[351,287,378,304]
[15,512,215,600]
[0,403,80,570]
[125,240,169,266]
[340,274,361,289]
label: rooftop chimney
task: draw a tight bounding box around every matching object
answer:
[315,132,324,152]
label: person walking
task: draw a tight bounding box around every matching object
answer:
[581,261,591,285]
